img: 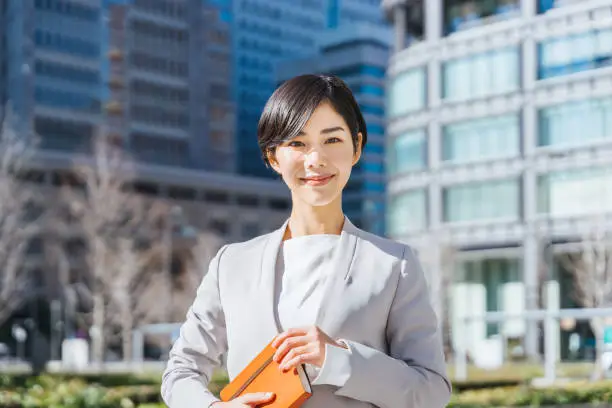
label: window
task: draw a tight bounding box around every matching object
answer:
[34,60,99,84]
[387,189,427,235]
[445,0,520,35]
[443,114,520,163]
[443,179,520,223]
[388,68,426,117]
[359,84,384,97]
[364,162,384,174]
[35,86,100,112]
[361,104,384,116]
[443,47,519,101]
[538,0,581,13]
[538,167,612,217]
[367,123,385,135]
[538,97,612,148]
[388,129,427,174]
[538,28,612,79]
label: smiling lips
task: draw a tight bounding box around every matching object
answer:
[301,174,335,186]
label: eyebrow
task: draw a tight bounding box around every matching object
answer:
[298,126,345,136]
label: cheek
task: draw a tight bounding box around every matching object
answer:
[278,149,303,173]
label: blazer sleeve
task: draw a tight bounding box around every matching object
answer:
[311,245,452,408]
[161,245,229,408]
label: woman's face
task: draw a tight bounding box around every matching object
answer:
[269,102,362,208]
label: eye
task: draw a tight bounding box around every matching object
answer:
[326,137,342,144]
[287,140,305,147]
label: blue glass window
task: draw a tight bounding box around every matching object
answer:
[365,143,384,155]
[445,0,520,35]
[538,0,582,13]
[364,161,384,174]
[361,66,385,78]
[538,28,612,80]
[388,129,427,174]
[388,68,426,117]
[367,123,385,135]
[360,84,384,97]
[220,11,232,23]
[538,96,612,148]
[443,179,520,223]
[538,166,612,217]
[443,47,519,101]
[361,105,384,116]
[443,114,520,163]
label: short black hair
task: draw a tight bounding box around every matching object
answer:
[257,74,368,168]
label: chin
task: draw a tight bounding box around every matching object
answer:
[299,192,341,208]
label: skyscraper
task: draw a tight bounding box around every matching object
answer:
[277,24,391,235]
[385,0,612,361]
[0,0,290,243]
[233,0,390,178]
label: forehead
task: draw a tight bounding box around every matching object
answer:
[301,102,346,132]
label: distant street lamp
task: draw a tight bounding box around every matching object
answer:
[163,205,185,324]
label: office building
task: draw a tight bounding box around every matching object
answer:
[277,24,391,235]
[1,0,290,242]
[385,0,612,361]
[233,0,389,178]
[2,0,233,172]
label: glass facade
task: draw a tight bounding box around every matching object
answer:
[444,0,520,35]
[538,96,612,148]
[538,0,583,14]
[443,179,520,223]
[443,47,519,101]
[538,166,612,217]
[388,68,426,117]
[455,258,522,337]
[539,28,612,79]
[387,189,427,235]
[387,129,427,174]
[442,114,520,163]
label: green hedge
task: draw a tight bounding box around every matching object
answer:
[0,376,161,408]
[448,381,612,407]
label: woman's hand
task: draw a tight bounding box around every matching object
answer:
[211,392,275,407]
[272,326,347,372]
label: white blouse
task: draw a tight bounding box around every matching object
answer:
[273,234,349,384]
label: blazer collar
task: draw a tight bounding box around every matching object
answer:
[259,216,359,335]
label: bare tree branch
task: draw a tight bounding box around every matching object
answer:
[562,213,612,380]
[0,105,40,326]
[64,133,144,363]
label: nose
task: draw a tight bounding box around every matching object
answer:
[304,148,326,169]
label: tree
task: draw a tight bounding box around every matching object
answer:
[0,106,41,326]
[561,214,612,380]
[106,238,156,361]
[65,133,145,363]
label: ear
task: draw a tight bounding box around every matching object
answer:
[352,132,363,166]
[267,149,282,174]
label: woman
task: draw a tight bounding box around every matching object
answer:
[161,74,451,408]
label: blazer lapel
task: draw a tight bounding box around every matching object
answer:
[259,219,289,335]
[259,216,359,337]
[314,217,359,335]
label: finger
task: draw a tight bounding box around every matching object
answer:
[280,351,318,372]
[278,344,310,369]
[273,336,308,363]
[272,327,308,348]
[237,392,275,404]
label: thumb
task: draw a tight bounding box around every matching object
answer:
[237,392,275,404]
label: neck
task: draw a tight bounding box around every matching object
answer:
[284,197,345,239]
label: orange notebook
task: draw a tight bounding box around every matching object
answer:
[219,339,312,407]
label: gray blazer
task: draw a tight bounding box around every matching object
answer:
[161,217,451,408]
